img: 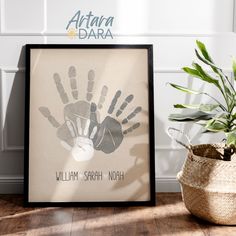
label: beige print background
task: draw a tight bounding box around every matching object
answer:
[29,48,150,202]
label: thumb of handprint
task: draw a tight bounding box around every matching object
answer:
[39,66,142,161]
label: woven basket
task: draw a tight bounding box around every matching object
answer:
[177,143,236,225]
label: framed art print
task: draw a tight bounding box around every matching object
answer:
[24,44,155,206]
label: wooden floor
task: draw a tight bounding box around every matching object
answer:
[0,193,235,236]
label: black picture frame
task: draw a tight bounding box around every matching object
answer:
[24,44,155,207]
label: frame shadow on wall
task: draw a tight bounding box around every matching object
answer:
[1,46,25,154]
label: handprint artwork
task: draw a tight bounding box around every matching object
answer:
[39,66,142,162]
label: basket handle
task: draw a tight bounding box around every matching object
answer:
[167,127,192,150]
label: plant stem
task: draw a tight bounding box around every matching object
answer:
[217,75,230,108]
[201,92,227,111]
[219,70,236,93]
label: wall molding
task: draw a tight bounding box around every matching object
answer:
[0,175,24,194]
[154,69,233,74]
[0,31,235,37]
[1,67,232,74]
[0,0,47,35]
[156,177,180,192]
[155,145,185,150]
[0,68,24,151]
[0,0,5,33]
[2,133,24,152]
[233,0,236,32]
[0,176,180,194]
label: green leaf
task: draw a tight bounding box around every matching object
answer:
[226,131,236,146]
[225,86,233,97]
[196,40,213,62]
[196,120,208,126]
[195,41,233,94]
[228,98,236,111]
[182,67,202,78]
[195,41,223,74]
[168,83,200,94]
[174,104,219,112]
[195,49,221,71]
[232,113,236,119]
[193,52,233,100]
[232,58,236,81]
[213,111,229,120]
[192,63,220,88]
[199,104,219,112]
[204,119,226,132]
[169,111,214,121]
[174,104,200,109]
[202,129,214,133]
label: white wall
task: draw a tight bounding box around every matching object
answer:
[0,0,236,193]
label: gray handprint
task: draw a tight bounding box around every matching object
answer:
[39,66,142,161]
[92,92,142,154]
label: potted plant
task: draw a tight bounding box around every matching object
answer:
[168,40,236,225]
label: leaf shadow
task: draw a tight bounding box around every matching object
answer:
[112,143,150,201]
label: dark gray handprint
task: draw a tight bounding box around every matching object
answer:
[39,66,142,161]
[92,92,142,154]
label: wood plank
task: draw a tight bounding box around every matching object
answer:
[70,207,89,236]
[154,193,205,236]
[196,217,236,236]
[0,195,34,236]
[1,194,236,236]
[71,207,115,236]
[26,208,73,236]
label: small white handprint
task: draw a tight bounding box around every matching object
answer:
[63,118,97,161]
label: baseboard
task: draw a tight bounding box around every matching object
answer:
[0,176,24,194]
[0,176,180,194]
[156,177,181,192]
